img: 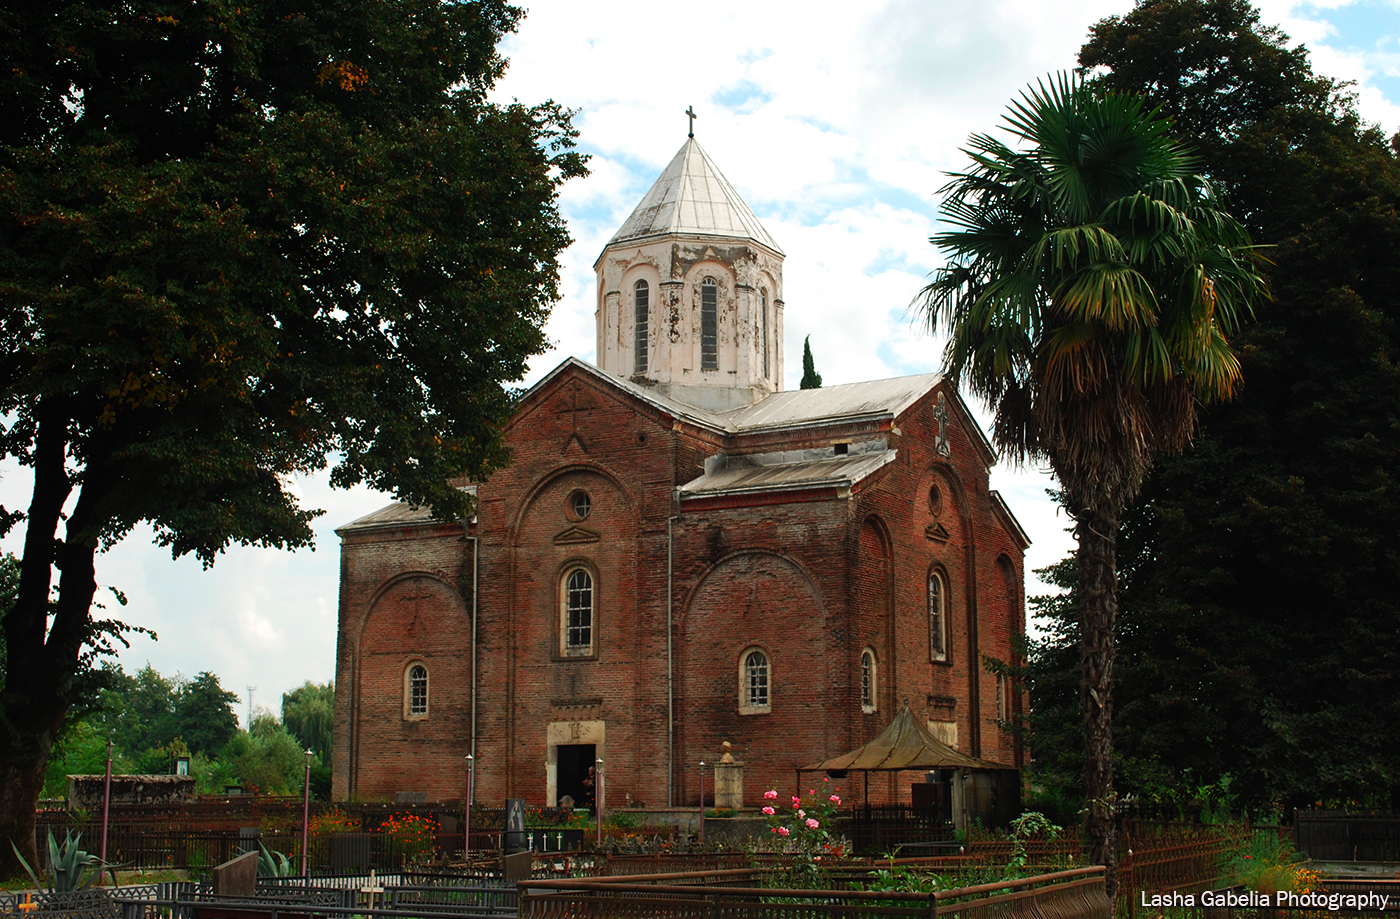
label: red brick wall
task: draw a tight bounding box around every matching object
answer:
[334,367,1027,807]
[333,524,471,801]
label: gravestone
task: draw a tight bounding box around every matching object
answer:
[212,850,258,898]
[502,850,533,884]
[504,798,526,854]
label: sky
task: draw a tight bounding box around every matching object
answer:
[4,0,1398,728]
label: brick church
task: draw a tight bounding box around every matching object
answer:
[331,135,1029,809]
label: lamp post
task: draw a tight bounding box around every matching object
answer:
[300,749,313,877]
[698,761,706,844]
[594,758,603,850]
[464,755,474,863]
[100,739,113,867]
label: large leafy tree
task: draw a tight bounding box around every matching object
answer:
[0,0,584,872]
[1048,0,1400,811]
[282,681,334,762]
[919,75,1264,891]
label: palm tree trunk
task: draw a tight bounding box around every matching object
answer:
[1077,505,1119,898]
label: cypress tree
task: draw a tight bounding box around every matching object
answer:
[800,336,822,389]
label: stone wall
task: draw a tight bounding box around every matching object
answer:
[68,774,195,810]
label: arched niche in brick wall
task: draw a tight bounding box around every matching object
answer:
[352,572,469,800]
[508,463,639,704]
[678,550,827,808]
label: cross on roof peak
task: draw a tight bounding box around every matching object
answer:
[686,105,697,138]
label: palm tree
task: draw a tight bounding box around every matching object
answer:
[919,74,1264,894]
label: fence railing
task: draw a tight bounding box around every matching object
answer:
[517,865,1110,919]
[1295,810,1400,862]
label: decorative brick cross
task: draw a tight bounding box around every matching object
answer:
[555,386,592,443]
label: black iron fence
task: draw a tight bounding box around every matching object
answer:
[839,804,957,856]
[1295,810,1400,862]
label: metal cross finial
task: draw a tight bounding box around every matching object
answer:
[686,105,697,138]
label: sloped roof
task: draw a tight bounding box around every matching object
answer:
[678,450,897,499]
[526,359,945,437]
[337,487,476,534]
[607,138,783,254]
[802,704,1002,772]
[725,373,942,431]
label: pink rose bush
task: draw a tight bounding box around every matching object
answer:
[759,782,844,861]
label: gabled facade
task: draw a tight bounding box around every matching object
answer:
[332,137,1029,809]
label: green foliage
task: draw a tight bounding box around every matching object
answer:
[282,682,334,762]
[44,662,323,801]
[256,844,293,879]
[224,715,313,795]
[861,860,945,894]
[1221,832,1308,893]
[176,674,241,756]
[0,0,584,865]
[799,336,822,389]
[604,810,643,829]
[1031,0,1400,812]
[10,831,104,892]
[919,72,1264,509]
[1005,812,1061,874]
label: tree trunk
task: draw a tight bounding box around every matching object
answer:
[0,727,55,877]
[1077,504,1119,899]
[0,411,107,878]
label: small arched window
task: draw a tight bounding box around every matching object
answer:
[634,280,649,373]
[759,289,769,379]
[929,571,948,662]
[562,567,594,655]
[739,648,770,714]
[404,663,429,719]
[860,648,877,713]
[701,278,718,371]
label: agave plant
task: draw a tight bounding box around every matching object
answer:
[11,830,105,892]
[256,843,293,878]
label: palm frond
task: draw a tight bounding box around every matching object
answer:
[921,70,1265,496]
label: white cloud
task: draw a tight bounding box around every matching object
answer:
[6,0,1397,708]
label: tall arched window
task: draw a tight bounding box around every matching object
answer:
[633,280,649,373]
[739,648,770,713]
[562,567,594,655]
[759,289,769,379]
[701,278,718,370]
[929,572,948,662]
[404,663,429,719]
[860,648,877,713]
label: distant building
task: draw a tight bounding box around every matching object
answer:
[332,136,1029,808]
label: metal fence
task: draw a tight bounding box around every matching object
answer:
[30,826,509,874]
[517,865,1110,919]
[1295,811,1400,862]
[840,805,958,856]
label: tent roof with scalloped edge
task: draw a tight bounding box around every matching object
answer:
[801,703,1005,772]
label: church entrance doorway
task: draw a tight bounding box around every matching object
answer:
[556,743,596,809]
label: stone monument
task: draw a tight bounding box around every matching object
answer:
[713,741,744,810]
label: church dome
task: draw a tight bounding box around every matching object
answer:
[607,138,783,255]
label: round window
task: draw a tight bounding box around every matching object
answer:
[928,484,943,517]
[568,490,592,521]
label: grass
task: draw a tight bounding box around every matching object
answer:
[0,868,193,891]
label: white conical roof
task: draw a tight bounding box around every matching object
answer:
[606,138,783,254]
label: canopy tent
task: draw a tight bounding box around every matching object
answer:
[801,703,1002,774]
